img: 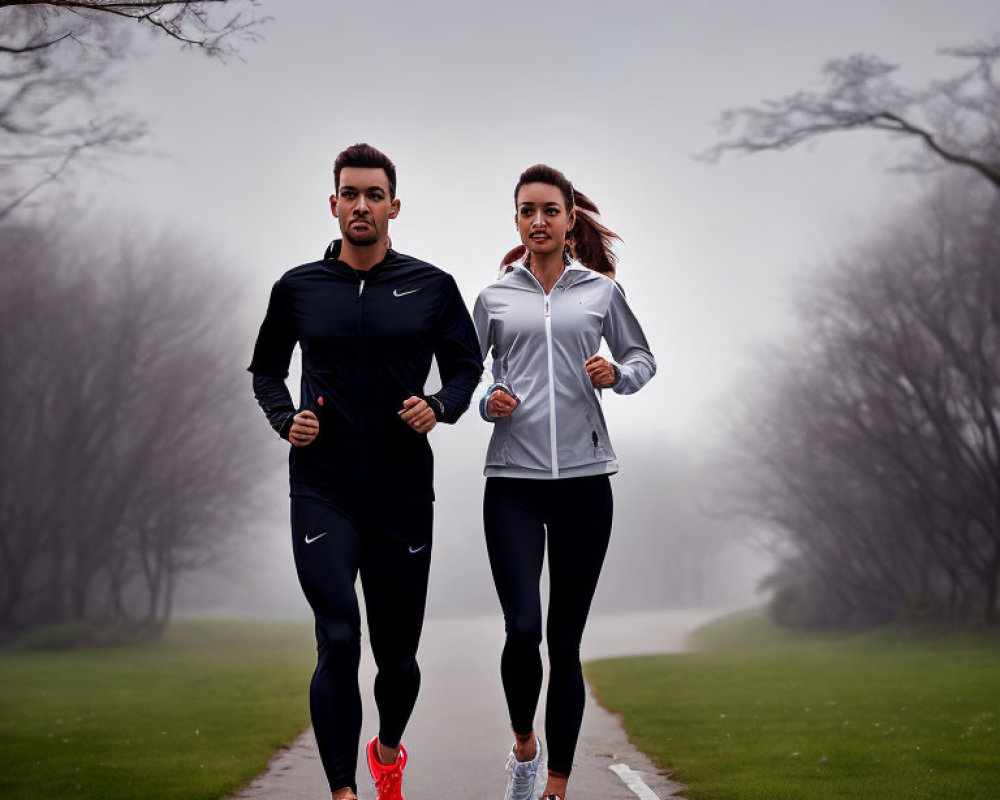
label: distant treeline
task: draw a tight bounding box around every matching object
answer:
[710,34,1000,630]
[731,175,1000,629]
[0,219,268,642]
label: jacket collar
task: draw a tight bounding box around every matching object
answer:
[323,238,398,278]
[510,259,593,291]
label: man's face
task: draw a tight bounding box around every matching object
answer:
[330,167,399,247]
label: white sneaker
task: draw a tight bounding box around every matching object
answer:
[503,737,547,800]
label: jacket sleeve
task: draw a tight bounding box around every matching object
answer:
[247,279,298,439]
[603,282,656,395]
[428,275,482,424]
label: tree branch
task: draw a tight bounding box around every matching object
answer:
[700,38,1000,192]
[875,111,1000,189]
[0,32,72,52]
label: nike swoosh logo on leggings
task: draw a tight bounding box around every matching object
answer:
[304,532,329,544]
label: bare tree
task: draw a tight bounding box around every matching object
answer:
[730,176,1000,628]
[0,1,262,53]
[0,1,263,218]
[0,216,271,640]
[701,37,1000,191]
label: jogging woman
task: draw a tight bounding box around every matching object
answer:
[473,164,656,800]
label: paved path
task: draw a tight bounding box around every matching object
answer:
[229,609,724,800]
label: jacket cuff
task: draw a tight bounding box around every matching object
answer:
[423,394,446,422]
[479,393,495,422]
[276,412,296,440]
[610,363,622,388]
[480,382,519,421]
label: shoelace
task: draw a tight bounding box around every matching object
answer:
[374,764,402,796]
[505,753,538,800]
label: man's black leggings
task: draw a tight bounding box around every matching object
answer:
[483,474,613,777]
[290,495,432,794]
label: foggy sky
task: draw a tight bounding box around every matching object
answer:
[90,0,999,438]
[65,0,1000,616]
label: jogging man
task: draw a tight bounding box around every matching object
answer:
[248,143,481,800]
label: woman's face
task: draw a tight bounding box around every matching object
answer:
[515,182,575,259]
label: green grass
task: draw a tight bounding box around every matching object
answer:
[0,619,316,800]
[585,610,1000,800]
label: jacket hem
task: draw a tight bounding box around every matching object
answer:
[483,460,619,480]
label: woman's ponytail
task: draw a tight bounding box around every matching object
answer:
[568,189,620,277]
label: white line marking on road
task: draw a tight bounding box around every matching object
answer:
[610,762,662,800]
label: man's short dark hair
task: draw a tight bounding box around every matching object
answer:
[334,143,397,198]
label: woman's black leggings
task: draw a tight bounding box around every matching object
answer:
[483,474,613,777]
[290,495,432,794]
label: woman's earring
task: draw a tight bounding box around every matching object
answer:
[563,243,572,266]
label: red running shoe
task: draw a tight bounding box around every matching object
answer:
[366,735,408,800]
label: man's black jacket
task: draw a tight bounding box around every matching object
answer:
[248,240,482,503]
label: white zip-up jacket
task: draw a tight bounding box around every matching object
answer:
[473,260,656,479]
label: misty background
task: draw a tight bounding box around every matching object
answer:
[3,0,998,634]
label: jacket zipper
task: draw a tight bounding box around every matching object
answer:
[544,294,558,478]
[357,277,366,492]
